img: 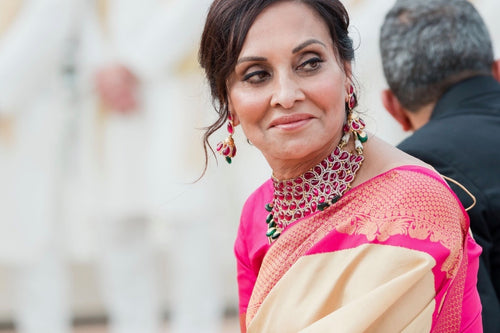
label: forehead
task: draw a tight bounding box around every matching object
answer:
[240,1,333,54]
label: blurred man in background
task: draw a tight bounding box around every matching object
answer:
[379,1,500,331]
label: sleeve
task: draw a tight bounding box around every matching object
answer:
[234,179,274,315]
[234,215,257,314]
[459,233,484,332]
[491,232,500,300]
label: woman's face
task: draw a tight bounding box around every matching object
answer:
[227,1,351,174]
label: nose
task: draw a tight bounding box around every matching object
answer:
[270,72,305,109]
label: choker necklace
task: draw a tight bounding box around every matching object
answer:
[265,145,364,243]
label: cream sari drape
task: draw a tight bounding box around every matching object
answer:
[248,244,436,332]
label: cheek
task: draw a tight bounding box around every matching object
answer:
[308,79,344,112]
[230,89,269,124]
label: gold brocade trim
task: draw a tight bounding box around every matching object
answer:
[246,168,467,327]
[433,242,467,332]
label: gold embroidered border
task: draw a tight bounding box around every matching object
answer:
[432,245,467,333]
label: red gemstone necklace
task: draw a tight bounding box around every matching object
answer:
[264,145,364,243]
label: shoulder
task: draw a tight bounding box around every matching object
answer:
[349,134,468,232]
[378,167,470,276]
[374,165,459,205]
[350,165,470,276]
[347,134,469,235]
[352,134,433,188]
[367,165,468,230]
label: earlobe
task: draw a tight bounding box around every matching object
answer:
[381,89,413,132]
[343,62,352,80]
[227,97,240,126]
[492,59,500,82]
[231,112,240,126]
[343,68,353,94]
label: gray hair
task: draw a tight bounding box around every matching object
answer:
[379,0,494,111]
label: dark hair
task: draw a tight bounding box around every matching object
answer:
[198,0,355,172]
[379,0,494,111]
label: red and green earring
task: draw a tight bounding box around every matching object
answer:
[216,113,237,164]
[339,85,368,154]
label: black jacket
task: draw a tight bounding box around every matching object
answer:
[398,75,500,332]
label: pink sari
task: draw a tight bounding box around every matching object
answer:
[235,166,482,332]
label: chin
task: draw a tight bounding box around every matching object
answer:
[271,143,316,161]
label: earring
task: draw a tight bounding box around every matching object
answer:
[339,85,368,154]
[216,113,237,164]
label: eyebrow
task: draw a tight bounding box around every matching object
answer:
[236,56,267,65]
[292,39,326,53]
[236,39,326,65]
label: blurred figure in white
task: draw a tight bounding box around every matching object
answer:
[0,1,80,333]
[72,1,225,332]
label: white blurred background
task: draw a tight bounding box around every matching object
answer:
[0,0,498,332]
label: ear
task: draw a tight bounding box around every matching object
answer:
[227,97,240,126]
[344,62,352,79]
[343,62,353,91]
[381,89,413,132]
[492,59,500,82]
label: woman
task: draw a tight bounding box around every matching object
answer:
[199,0,482,332]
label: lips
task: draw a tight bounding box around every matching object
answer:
[269,114,314,129]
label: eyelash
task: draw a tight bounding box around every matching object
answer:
[241,56,324,84]
[297,57,324,71]
[242,70,268,83]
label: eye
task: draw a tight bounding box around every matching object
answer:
[242,69,270,84]
[297,56,324,72]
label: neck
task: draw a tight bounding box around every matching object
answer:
[407,103,435,131]
[269,141,338,180]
